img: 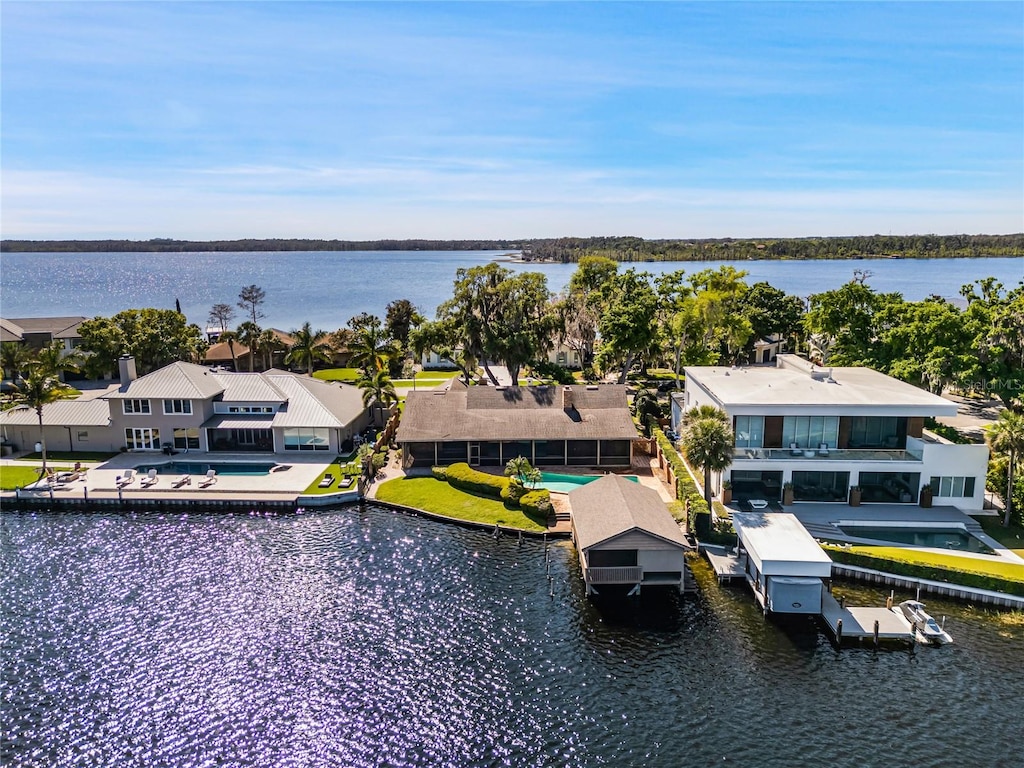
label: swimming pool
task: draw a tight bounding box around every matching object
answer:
[836,523,993,554]
[539,472,640,494]
[134,461,277,477]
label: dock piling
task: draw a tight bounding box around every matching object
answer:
[836,619,843,643]
[873,620,880,647]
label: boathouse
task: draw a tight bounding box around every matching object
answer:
[570,475,688,596]
[732,511,833,614]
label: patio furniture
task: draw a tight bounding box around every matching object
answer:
[318,474,335,488]
[172,474,191,488]
[818,443,830,456]
[140,468,159,487]
[199,469,217,488]
[116,469,136,488]
[339,476,354,489]
[790,443,802,456]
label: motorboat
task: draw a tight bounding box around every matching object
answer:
[898,599,952,644]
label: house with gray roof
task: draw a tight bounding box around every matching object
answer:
[1,356,370,456]
[396,382,639,470]
[570,475,689,595]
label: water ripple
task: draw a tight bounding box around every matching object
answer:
[2,506,1021,768]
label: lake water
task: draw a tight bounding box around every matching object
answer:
[1,504,1021,768]
[0,251,1020,332]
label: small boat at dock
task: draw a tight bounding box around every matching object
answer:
[898,600,952,644]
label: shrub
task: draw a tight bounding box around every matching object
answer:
[501,478,528,504]
[443,462,508,500]
[654,427,709,517]
[430,466,448,481]
[520,489,553,517]
[530,360,576,385]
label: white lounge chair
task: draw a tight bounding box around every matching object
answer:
[172,474,191,488]
[140,468,159,487]
[116,469,136,488]
[199,469,217,488]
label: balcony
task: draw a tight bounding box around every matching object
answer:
[733,447,923,462]
[586,566,644,584]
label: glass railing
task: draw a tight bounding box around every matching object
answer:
[733,447,923,462]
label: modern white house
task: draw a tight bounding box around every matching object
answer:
[1,356,370,456]
[570,475,689,595]
[732,511,834,614]
[672,355,989,510]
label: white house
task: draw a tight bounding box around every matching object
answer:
[671,355,989,510]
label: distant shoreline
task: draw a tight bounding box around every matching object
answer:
[2,234,1021,261]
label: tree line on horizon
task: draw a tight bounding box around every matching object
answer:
[2,233,1022,260]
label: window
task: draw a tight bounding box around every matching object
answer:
[283,427,331,451]
[122,399,151,415]
[782,416,838,450]
[125,428,160,450]
[227,405,275,414]
[163,399,192,415]
[734,416,765,448]
[847,416,900,449]
[76,431,89,442]
[929,476,976,498]
[791,470,850,502]
[173,427,200,450]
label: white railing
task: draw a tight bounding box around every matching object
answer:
[587,566,643,584]
[733,447,922,462]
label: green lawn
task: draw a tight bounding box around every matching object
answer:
[841,544,1024,583]
[974,516,1024,557]
[18,451,117,462]
[375,476,548,532]
[302,458,362,495]
[0,464,74,490]
[313,368,361,383]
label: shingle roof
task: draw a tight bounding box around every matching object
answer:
[104,362,225,400]
[0,319,25,343]
[6,316,87,337]
[570,475,687,551]
[396,384,638,442]
[0,399,111,427]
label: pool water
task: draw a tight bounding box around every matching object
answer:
[837,525,993,554]
[134,461,277,476]
[539,472,640,494]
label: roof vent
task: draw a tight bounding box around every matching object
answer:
[586,385,598,391]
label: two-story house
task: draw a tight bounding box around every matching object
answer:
[671,355,989,510]
[1,357,370,456]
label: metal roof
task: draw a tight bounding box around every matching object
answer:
[201,414,276,430]
[6,316,87,338]
[397,384,638,442]
[213,372,286,402]
[0,399,111,427]
[570,475,687,551]
[264,374,366,429]
[105,362,225,400]
[732,512,833,577]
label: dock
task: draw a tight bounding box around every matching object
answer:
[702,545,747,583]
[820,591,914,644]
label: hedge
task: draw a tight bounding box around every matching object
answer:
[653,427,709,531]
[442,462,508,500]
[824,546,1024,598]
[520,490,553,517]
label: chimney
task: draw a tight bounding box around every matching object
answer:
[562,386,573,409]
[118,356,137,387]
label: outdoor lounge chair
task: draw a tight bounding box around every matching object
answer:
[338,476,354,489]
[199,469,217,488]
[318,474,335,488]
[817,442,830,456]
[140,468,159,487]
[789,442,802,456]
[172,474,191,488]
[116,469,136,488]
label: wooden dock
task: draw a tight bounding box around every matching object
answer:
[703,546,747,583]
[820,591,914,644]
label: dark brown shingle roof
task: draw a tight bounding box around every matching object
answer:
[397,384,639,442]
[570,475,687,550]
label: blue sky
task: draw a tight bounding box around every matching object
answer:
[2,1,1021,240]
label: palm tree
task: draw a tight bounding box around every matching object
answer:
[1,342,33,384]
[349,316,398,375]
[30,340,86,381]
[356,368,398,426]
[218,330,240,371]
[285,322,330,375]
[236,321,262,372]
[680,404,730,430]
[986,410,1024,527]
[808,333,835,365]
[682,414,735,511]
[257,328,281,370]
[11,370,74,479]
